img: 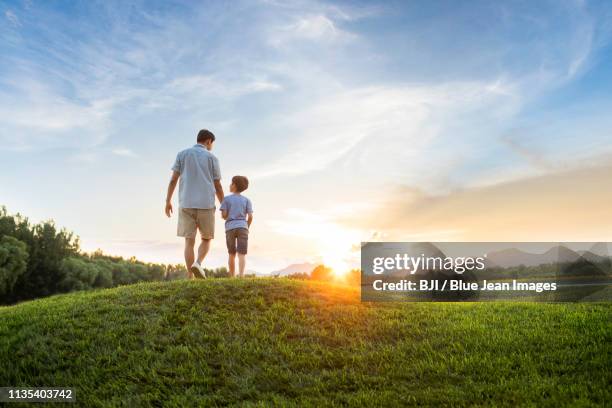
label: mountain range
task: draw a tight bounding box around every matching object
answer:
[485,246,608,268]
[268,262,318,277]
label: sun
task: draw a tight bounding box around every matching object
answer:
[317,226,359,278]
[320,244,354,278]
[269,208,360,278]
[326,257,350,278]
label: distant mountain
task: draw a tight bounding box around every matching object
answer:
[270,263,317,277]
[577,250,607,264]
[552,246,583,264]
[486,246,584,268]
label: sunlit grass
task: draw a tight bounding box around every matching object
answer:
[0,279,610,406]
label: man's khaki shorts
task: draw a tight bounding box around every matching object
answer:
[177,208,215,239]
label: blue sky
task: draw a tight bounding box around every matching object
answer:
[1,0,612,272]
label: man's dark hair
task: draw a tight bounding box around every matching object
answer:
[232,175,249,193]
[197,129,215,144]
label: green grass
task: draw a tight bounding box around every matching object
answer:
[0,279,610,407]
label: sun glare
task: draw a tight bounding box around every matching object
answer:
[319,233,357,278]
[325,257,350,278]
[270,208,362,278]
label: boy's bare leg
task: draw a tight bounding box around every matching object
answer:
[197,238,211,264]
[184,237,195,279]
[228,253,236,277]
[238,254,246,278]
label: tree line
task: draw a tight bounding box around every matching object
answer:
[0,207,359,305]
[0,207,196,304]
[286,265,361,286]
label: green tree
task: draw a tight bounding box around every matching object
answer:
[0,236,29,297]
[17,221,79,298]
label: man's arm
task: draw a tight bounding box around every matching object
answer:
[247,213,253,227]
[214,179,224,205]
[165,171,180,217]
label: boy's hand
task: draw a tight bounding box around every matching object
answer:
[165,202,173,217]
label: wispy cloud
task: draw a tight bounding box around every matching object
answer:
[269,14,354,46]
[499,134,554,171]
[4,10,20,27]
[165,75,282,101]
[0,78,113,149]
[251,80,520,189]
[70,152,97,163]
[112,148,138,158]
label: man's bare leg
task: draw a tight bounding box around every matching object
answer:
[197,238,211,264]
[184,237,196,279]
[238,254,246,278]
[228,253,236,277]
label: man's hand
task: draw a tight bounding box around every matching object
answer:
[165,171,180,218]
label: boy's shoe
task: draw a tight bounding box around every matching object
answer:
[190,262,207,279]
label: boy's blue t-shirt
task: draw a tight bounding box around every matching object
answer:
[220,194,253,231]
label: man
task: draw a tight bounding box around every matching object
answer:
[165,129,224,279]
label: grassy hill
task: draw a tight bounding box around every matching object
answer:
[0,279,610,407]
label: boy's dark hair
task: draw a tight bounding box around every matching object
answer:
[197,129,215,143]
[232,175,249,193]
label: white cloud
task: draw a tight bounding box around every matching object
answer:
[290,15,340,39]
[565,19,594,80]
[269,14,355,46]
[5,10,20,27]
[247,80,283,92]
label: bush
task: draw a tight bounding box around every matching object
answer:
[310,265,333,281]
[59,257,99,292]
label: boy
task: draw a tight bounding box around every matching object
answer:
[220,176,253,277]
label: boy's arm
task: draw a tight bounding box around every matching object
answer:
[220,199,228,220]
[246,199,253,227]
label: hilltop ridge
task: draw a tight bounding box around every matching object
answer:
[0,279,609,406]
